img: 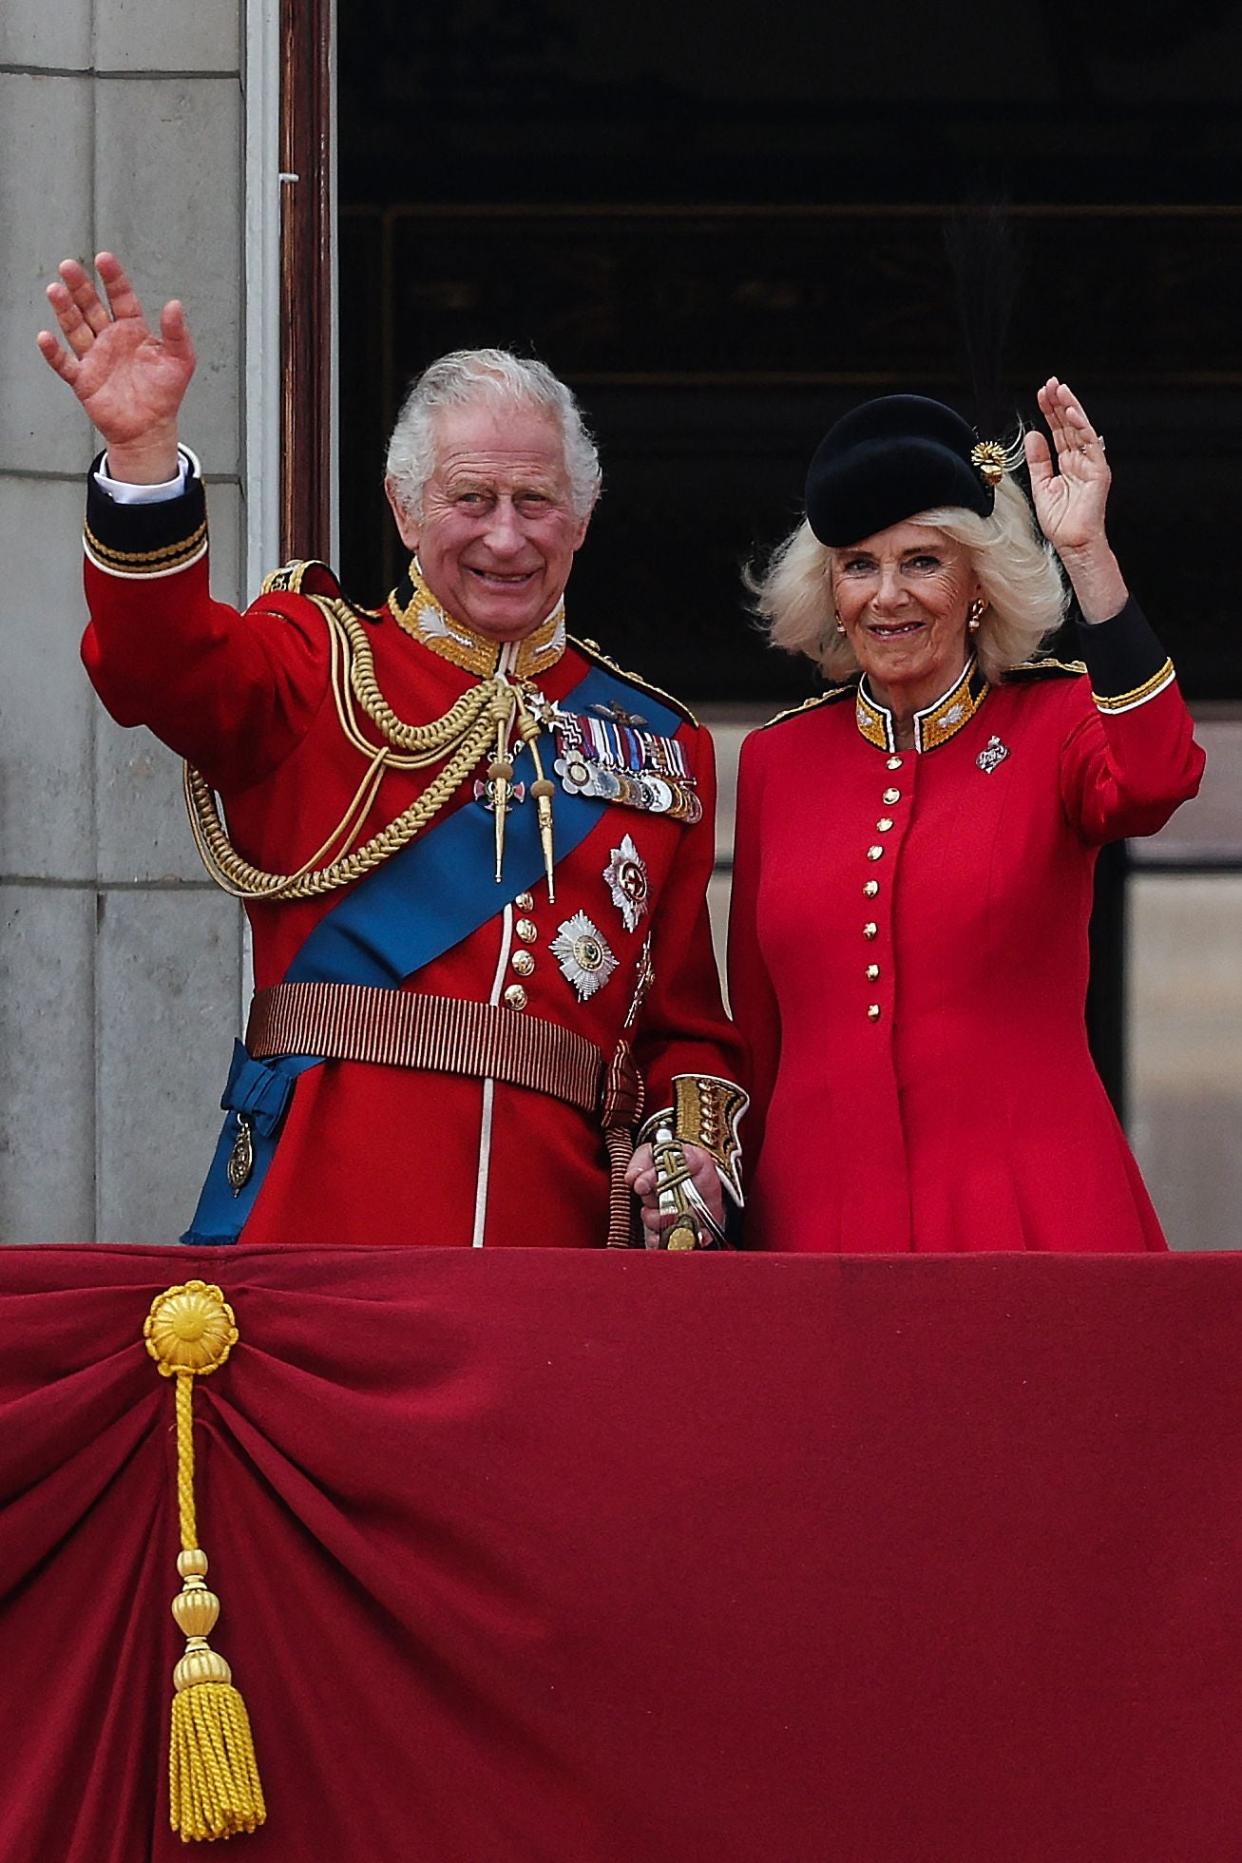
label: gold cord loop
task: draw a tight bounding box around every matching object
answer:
[182,597,568,904]
[182,597,505,901]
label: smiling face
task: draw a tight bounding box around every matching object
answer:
[385,399,591,641]
[830,520,982,716]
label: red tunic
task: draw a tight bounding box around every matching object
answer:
[727,614,1205,1252]
[81,468,744,1248]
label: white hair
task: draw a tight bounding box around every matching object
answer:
[750,473,1070,685]
[385,348,602,522]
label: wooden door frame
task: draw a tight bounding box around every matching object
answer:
[279,0,335,563]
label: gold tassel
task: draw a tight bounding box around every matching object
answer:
[514,691,557,901]
[487,690,516,885]
[145,1281,267,1842]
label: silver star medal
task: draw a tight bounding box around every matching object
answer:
[977,734,1010,774]
[550,911,618,1000]
[602,834,649,934]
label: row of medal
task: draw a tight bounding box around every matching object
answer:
[549,701,702,824]
[474,695,701,824]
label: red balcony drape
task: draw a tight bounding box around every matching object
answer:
[2,1245,1239,1862]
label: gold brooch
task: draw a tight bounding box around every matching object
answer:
[970,439,1007,487]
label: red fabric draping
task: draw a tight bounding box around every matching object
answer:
[2,1245,1240,1863]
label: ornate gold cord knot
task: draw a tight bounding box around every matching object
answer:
[144,1280,238,1379]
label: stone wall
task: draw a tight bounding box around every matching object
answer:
[0,2,251,1241]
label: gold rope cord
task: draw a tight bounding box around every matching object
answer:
[182,596,518,902]
[175,1370,199,1549]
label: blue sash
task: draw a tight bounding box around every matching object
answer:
[183,661,681,1244]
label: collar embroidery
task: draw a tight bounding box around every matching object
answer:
[854,656,990,753]
[387,559,566,679]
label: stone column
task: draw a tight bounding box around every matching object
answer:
[0,2,255,1241]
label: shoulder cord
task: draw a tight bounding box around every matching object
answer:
[183,596,516,902]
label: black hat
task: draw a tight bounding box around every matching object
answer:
[805,395,998,547]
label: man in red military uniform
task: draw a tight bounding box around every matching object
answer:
[39,253,746,1249]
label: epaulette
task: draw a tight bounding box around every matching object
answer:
[259,559,382,623]
[570,635,698,727]
[759,684,855,730]
[1004,656,1087,682]
[260,558,345,600]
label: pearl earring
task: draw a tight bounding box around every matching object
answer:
[967,598,985,634]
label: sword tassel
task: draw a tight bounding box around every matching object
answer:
[487,690,516,885]
[515,691,556,902]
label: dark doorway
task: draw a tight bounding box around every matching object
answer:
[337,0,1242,710]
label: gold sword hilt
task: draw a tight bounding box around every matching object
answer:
[650,1122,725,1251]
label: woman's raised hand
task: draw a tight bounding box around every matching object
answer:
[1024,377,1128,623]
[36,252,194,483]
[1023,377,1111,556]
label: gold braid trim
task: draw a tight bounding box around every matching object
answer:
[1092,658,1176,713]
[85,517,209,568]
[184,596,514,902]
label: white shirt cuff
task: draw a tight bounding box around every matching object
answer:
[95,448,196,505]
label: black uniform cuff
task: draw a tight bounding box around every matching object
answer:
[84,448,208,578]
[1074,597,1175,713]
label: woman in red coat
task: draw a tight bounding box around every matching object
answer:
[728,380,1204,1252]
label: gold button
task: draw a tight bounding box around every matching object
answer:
[863,880,879,898]
[503,984,529,1011]
[866,964,880,980]
[515,918,538,943]
[514,892,534,911]
[883,787,901,805]
[867,1003,882,1021]
[863,921,877,940]
[866,845,884,861]
[511,950,535,977]
[887,755,903,771]
[877,817,894,832]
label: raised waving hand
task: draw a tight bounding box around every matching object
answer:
[36,252,194,483]
[1024,376,1128,624]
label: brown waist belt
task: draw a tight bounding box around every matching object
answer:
[246,982,642,1129]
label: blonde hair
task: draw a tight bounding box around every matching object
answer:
[750,474,1070,686]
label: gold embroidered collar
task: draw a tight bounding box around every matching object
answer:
[388,560,566,679]
[855,656,990,753]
